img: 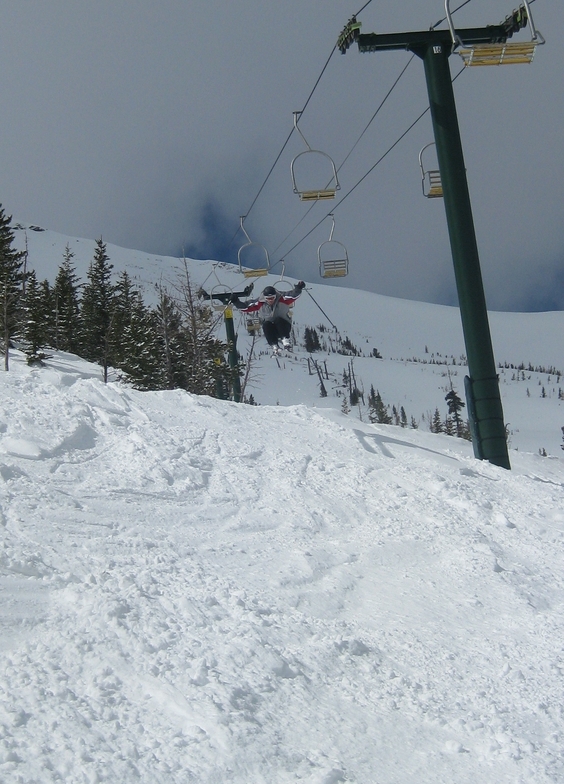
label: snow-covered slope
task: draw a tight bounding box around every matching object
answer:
[13,224,564,455]
[0,348,563,783]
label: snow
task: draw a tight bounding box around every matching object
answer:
[1,227,563,782]
[13,223,564,456]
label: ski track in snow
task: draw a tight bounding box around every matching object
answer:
[0,356,563,783]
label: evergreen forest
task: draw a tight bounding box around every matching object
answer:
[0,208,236,396]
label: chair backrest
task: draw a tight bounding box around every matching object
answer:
[425,170,443,198]
[320,256,349,278]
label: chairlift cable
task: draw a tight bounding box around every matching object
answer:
[227,1,389,258]
[228,44,338,252]
[336,54,415,175]
[430,0,475,32]
[430,0,536,33]
[231,3,469,268]
[276,0,473,255]
[354,0,374,17]
[300,45,338,116]
[241,127,295,227]
[270,53,415,260]
[276,106,432,260]
[304,287,339,331]
[334,107,431,209]
[274,65,465,263]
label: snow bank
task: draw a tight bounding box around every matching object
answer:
[0,351,563,783]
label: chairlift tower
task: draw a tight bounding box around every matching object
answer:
[337,5,543,471]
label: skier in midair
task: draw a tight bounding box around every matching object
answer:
[231,281,305,350]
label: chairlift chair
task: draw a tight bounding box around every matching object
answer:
[210,284,233,312]
[204,264,234,312]
[290,112,340,202]
[245,315,262,334]
[317,215,349,279]
[419,143,443,198]
[237,216,270,278]
[273,260,295,295]
[445,0,545,67]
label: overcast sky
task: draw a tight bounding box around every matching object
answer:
[1,1,562,311]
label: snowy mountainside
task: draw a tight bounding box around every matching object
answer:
[0,348,563,783]
[13,222,564,455]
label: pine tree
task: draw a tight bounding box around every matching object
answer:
[304,326,321,353]
[109,271,137,369]
[154,286,189,390]
[22,271,53,364]
[368,389,392,424]
[0,207,26,370]
[40,279,57,347]
[174,263,233,397]
[459,420,472,441]
[53,244,81,353]
[431,407,444,433]
[445,387,466,438]
[80,238,116,381]
[114,273,162,390]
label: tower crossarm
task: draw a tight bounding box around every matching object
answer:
[355,25,509,56]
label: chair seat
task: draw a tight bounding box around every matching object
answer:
[459,41,537,66]
[299,189,336,202]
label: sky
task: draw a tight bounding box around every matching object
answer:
[1,1,563,311]
[0,306,563,781]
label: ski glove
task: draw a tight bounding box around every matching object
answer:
[296,281,306,291]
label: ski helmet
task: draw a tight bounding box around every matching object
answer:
[262,286,277,297]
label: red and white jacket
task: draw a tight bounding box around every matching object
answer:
[233,286,302,324]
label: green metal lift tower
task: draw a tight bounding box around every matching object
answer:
[338,3,544,470]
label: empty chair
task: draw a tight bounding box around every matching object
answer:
[290,112,340,202]
[318,215,349,279]
[419,143,443,199]
[444,0,544,67]
[237,216,270,278]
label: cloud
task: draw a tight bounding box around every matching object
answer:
[1,1,562,311]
